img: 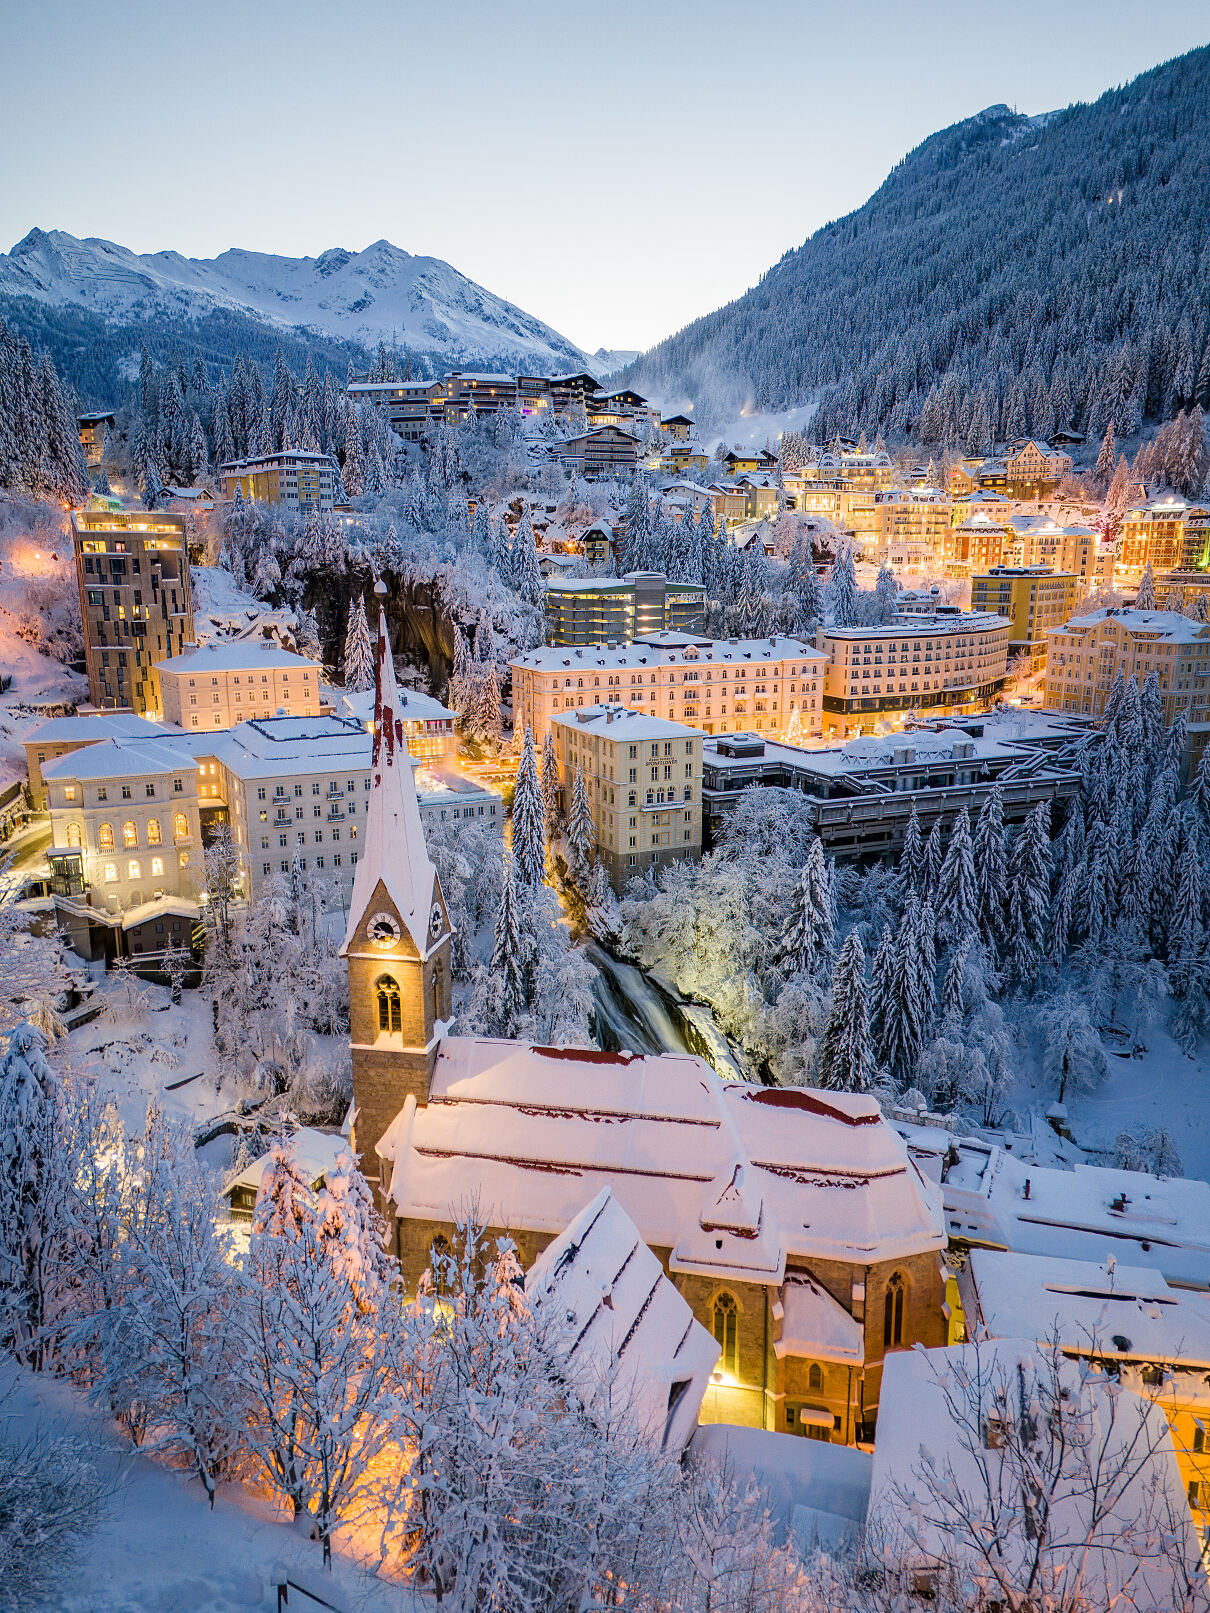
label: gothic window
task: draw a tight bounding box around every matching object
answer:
[376,975,402,1034]
[98,822,115,851]
[712,1291,738,1376]
[884,1273,905,1348]
[808,1362,823,1393]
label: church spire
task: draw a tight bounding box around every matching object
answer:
[341,582,440,957]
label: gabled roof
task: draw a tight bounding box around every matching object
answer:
[341,595,440,957]
[526,1187,719,1452]
[380,1039,945,1284]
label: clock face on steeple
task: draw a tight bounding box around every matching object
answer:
[367,911,402,949]
[429,902,444,940]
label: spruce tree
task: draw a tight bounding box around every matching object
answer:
[566,768,596,873]
[920,819,943,904]
[1094,421,1117,485]
[895,804,923,905]
[1134,564,1158,611]
[1006,801,1052,990]
[777,838,835,985]
[511,728,546,889]
[973,785,1008,953]
[816,933,873,1092]
[937,808,977,944]
[516,514,544,606]
[342,596,374,693]
[541,730,561,833]
[827,540,859,628]
[490,851,527,1035]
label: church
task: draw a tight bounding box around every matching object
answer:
[341,592,949,1442]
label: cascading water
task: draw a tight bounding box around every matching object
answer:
[585,941,753,1082]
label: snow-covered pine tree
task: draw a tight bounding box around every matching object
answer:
[516,514,544,606]
[937,808,977,944]
[1134,564,1158,611]
[879,897,927,1084]
[827,540,858,628]
[341,595,374,692]
[1006,800,1052,990]
[874,564,898,624]
[1094,421,1117,485]
[0,1024,66,1368]
[566,768,596,874]
[815,932,872,1092]
[973,784,1008,954]
[776,838,835,985]
[541,730,561,833]
[315,1150,396,1314]
[785,705,805,746]
[489,851,528,1035]
[920,819,943,904]
[895,804,923,905]
[511,728,547,889]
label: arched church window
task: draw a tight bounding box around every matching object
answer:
[376,975,402,1034]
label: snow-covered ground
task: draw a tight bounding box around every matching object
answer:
[3,1362,418,1613]
[705,400,820,453]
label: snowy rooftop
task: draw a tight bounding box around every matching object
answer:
[154,641,321,675]
[206,715,371,779]
[337,686,456,727]
[526,1188,719,1453]
[963,1249,1210,1371]
[41,735,200,781]
[823,610,1006,641]
[1055,608,1210,644]
[25,711,171,748]
[514,633,823,673]
[380,1040,945,1285]
[871,1341,1200,1607]
[942,1142,1210,1289]
[703,726,1024,782]
[223,1127,347,1200]
[552,704,702,742]
[688,1426,871,1550]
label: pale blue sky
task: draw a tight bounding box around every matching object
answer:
[2,0,1206,352]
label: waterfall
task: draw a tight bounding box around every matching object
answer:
[585,942,754,1083]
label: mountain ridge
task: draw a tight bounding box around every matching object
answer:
[0,228,587,376]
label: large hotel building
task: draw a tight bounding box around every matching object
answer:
[1044,608,1210,725]
[71,510,195,715]
[543,572,706,647]
[512,632,826,749]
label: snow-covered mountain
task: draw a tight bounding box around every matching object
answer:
[0,229,587,373]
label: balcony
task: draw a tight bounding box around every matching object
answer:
[326,808,345,822]
[273,813,292,828]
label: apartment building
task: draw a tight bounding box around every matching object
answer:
[721,449,778,478]
[441,372,518,421]
[24,711,168,810]
[555,425,641,477]
[219,450,337,516]
[1120,496,1210,579]
[1002,439,1073,498]
[797,450,894,490]
[875,488,951,557]
[43,738,206,929]
[656,438,710,476]
[948,490,1012,528]
[338,685,458,761]
[971,567,1077,666]
[551,704,701,891]
[71,509,194,715]
[661,413,694,441]
[155,641,323,729]
[512,631,825,748]
[587,389,651,431]
[346,379,446,442]
[1044,608,1210,724]
[77,410,115,468]
[941,513,1007,577]
[820,610,1011,737]
[1006,516,1098,585]
[543,572,706,646]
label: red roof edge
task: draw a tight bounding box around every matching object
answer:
[531,1045,641,1066]
[741,1088,881,1126]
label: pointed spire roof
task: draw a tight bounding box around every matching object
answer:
[341,584,438,955]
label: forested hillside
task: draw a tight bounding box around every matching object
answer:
[626,46,1210,446]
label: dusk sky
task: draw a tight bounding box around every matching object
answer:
[3,0,1207,354]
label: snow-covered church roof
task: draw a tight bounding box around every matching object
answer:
[526,1187,719,1452]
[341,588,440,957]
[378,1040,945,1283]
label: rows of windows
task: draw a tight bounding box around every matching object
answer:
[71,814,190,853]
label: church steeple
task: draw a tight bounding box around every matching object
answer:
[341,583,452,1189]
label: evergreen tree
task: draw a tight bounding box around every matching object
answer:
[827,540,858,628]
[516,514,544,605]
[816,932,873,1092]
[511,728,546,889]
[566,768,596,873]
[489,851,528,1035]
[920,819,943,904]
[777,838,835,985]
[973,784,1008,953]
[1134,564,1158,610]
[1094,421,1117,485]
[1006,801,1052,990]
[895,804,923,905]
[937,808,977,944]
[341,596,374,692]
[541,730,561,833]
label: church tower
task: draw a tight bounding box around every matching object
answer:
[341,583,452,1189]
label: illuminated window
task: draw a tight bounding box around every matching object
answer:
[98,822,115,852]
[884,1274,905,1348]
[103,863,118,882]
[147,819,161,845]
[151,857,164,876]
[712,1292,738,1376]
[123,821,138,849]
[128,860,141,879]
[173,813,189,843]
[376,975,402,1034]
[66,822,82,848]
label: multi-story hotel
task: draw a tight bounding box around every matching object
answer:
[941,513,1007,577]
[1044,607,1210,724]
[554,425,641,477]
[543,572,706,646]
[551,704,701,891]
[950,442,1072,502]
[71,509,195,715]
[346,379,446,442]
[971,567,1077,667]
[1119,496,1210,580]
[875,488,951,558]
[1009,516,1099,586]
[820,610,1011,737]
[795,450,894,490]
[219,450,337,515]
[42,711,500,962]
[155,641,323,729]
[24,711,167,810]
[512,631,826,748]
